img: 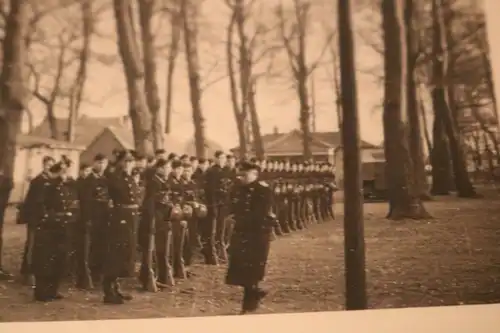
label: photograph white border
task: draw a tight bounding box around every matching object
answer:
[2,0,500,331]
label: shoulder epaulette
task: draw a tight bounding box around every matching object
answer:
[258,181,268,187]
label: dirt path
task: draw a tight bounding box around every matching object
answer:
[1,194,500,322]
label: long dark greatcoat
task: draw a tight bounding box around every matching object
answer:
[32,178,74,278]
[225,180,274,287]
[104,170,141,278]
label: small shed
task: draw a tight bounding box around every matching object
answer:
[10,134,85,204]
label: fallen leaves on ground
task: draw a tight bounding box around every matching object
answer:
[1,190,500,322]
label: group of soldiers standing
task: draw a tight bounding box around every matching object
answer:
[14,147,337,312]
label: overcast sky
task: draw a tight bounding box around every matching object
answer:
[25,0,431,149]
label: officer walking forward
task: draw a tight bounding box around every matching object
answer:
[225,161,275,314]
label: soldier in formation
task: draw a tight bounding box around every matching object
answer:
[14,147,337,308]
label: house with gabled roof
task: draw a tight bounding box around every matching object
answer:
[29,114,131,146]
[80,126,225,164]
[230,128,381,163]
[80,126,184,164]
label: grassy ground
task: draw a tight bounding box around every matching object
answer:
[1,190,500,322]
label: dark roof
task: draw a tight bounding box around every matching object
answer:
[312,131,379,149]
[230,132,283,153]
[95,126,185,152]
[231,130,378,153]
[265,130,332,154]
[92,126,225,156]
[30,115,128,146]
[16,133,85,150]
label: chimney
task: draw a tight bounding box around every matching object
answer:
[273,126,279,135]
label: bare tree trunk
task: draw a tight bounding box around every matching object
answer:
[442,1,459,129]
[32,31,76,141]
[276,0,312,160]
[382,0,429,219]
[297,50,312,160]
[310,72,317,132]
[235,0,251,157]
[478,39,500,127]
[432,0,476,198]
[181,0,206,158]
[68,0,93,143]
[227,0,265,159]
[164,3,181,134]
[329,43,343,129]
[0,0,28,178]
[25,108,34,132]
[429,0,451,196]
[482,130,494,177]
[337,0,366,310]
[484,62,499,128]
[47,105,59,140]
[113,0,154,156]
[416,87,432,154]
[470,131,481,173]
[226,10,247,158]
[430,107,452,194]
[248,79,264,158]
[405,0,430,200]
[138,0,163,150]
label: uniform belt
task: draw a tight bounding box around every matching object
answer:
[53,212,73,217]
[114,204,139,209]
[154,201,171,207]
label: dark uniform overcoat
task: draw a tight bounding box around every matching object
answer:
[225,180,274,287]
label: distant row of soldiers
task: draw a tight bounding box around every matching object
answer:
[15,148,337,309]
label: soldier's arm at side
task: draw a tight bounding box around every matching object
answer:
[228,182,239,216]
[257,181,275,226]
[28,177,48,225]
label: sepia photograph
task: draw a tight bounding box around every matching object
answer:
[0,0,499,327]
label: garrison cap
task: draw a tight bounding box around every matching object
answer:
[94,153,107,161]
[171,160,183,169]
[117,150,135,162]
[43,156,55,164]
[155,158,168,168]
[49,162,63,174]
[155,149,166,155]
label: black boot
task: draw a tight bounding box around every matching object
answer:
[33,276,53,302]
[102,277,124,305]
[114,281,133,301]
[240,287,252,314]
[273,223,284,236]
[241,286,268,314]
[48,277,65,300]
